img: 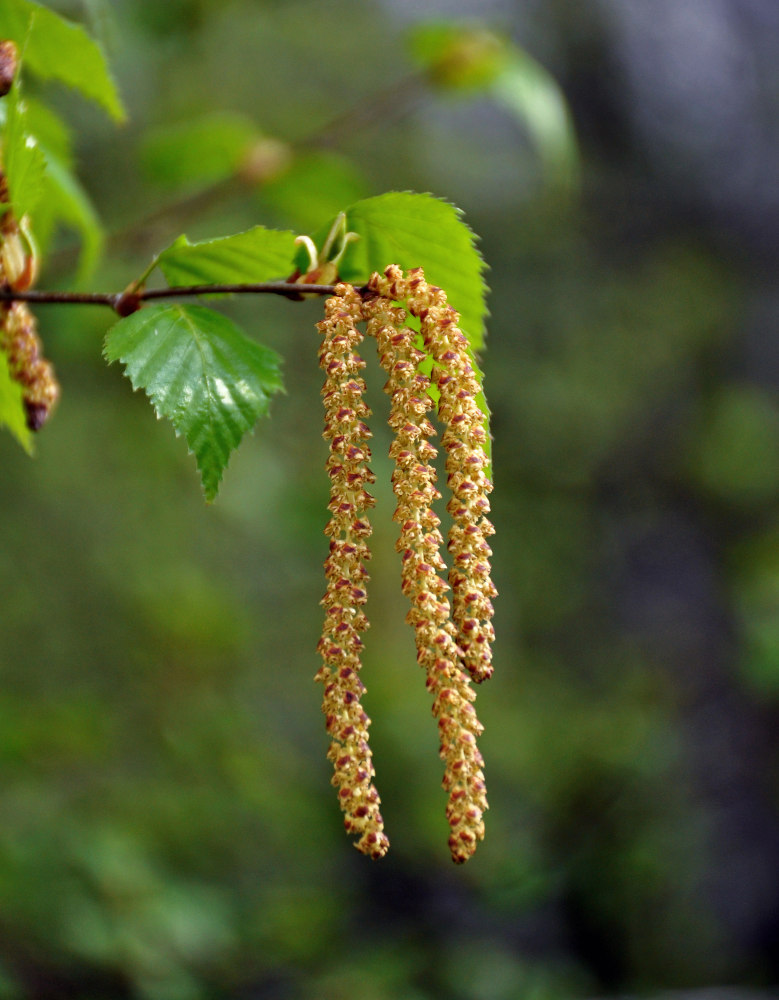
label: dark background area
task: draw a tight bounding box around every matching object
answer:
[1,1,778,997]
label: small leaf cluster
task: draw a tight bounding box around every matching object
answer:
[0,0,122,273]
[102,193,489,501]
[0,0,121,446]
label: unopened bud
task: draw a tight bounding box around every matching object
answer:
[0,40,17,97]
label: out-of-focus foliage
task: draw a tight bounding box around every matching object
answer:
[1,82,47,220]
[0,0,123,288]
[0,1,778,999]
[141,111,264,192]
[0,0,123,120]
[0,348,30,450]
[0,92,104,281]
[410,21,579,193]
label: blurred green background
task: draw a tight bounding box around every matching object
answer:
[1,1,778,997]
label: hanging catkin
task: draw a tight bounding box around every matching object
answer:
[371,266,496,684]
[363,287,488,863]
[316,268,495,862]
[316,284,389,859]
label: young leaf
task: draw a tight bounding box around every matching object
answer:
[0,0,124,120]
[408,22,508,90]
[491,51,579,193]
[256,150,368,231]
[104,304,283,501]
[0,349,33,453]
[157,226,298,288]
[408,23,579,194]
[21,95,73,166]
[335,191,489,353]
[37,150,103,283]
[0,89,103,279]
[141,112,262,190]
[2,83,46,220]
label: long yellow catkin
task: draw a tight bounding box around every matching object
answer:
[316,268,495,863]
[363,289,488,863]
[316,284,389,859]
[371,266,496,684]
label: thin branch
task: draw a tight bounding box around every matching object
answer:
[301,70,429,149]
[0,289,119,307]
[0,281,342,313]
[141,281,339,300]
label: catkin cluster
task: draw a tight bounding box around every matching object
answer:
[317,268,495,863]
[0,172,59,431]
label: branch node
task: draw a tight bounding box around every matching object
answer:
[113,291,143,316]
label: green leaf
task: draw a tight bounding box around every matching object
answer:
[408,22,579,193]
[256,150,368,231]
[0,349,33,453]
[0,89,103,279]
[0,94,71,163]
[2,83,47,220]
[20,95,73,166]
[0,0,124,120]
[37,149,103,283]
[157,226,298,288]
[104,304,283,501]
[336,191,488,353]
[491,51,579,193]
[141,112,262,190]
[408,22,509,90]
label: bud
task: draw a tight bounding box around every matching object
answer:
[0,170,59,431]
[0,40,17,98]
[410,26,507,92]
[238,137,292,186]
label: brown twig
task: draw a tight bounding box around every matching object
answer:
[301,70,429,149]
[0,281,342,314]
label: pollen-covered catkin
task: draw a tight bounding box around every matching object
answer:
[0,173,59,431]
[368,267,496,684]
[363,287,488,863]
[316,283,389,859]
[378,266,496,684]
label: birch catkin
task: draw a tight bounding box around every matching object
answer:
[316,284,389,859]
[316,268,495,862]
[372,266,496,684]
[364,291,488,863]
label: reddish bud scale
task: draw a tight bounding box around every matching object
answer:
[0,40,18,98]
[363,286,487,863]
[317,283,389,859]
